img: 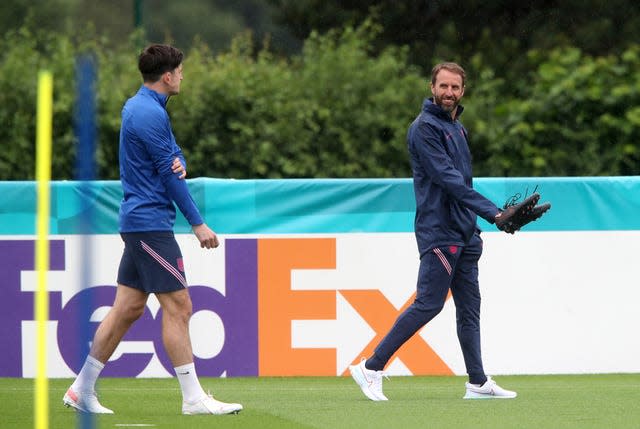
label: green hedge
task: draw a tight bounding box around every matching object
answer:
[0,23,638,180]
[464,46,640,176]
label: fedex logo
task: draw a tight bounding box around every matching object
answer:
[0,238,454,378]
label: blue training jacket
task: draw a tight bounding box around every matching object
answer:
[407,98,499,256]
[118,85,203,233]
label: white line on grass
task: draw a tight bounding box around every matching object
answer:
[114,425,156,427]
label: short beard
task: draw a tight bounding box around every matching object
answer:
[434,94,458,113]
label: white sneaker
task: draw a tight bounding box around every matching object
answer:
[463,376,517,399]
[349,359,388,401]
[182,393,243,415]
[63,387,114,413]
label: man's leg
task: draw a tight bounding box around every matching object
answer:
[156,289,242,414]
[155,288,194,366]
[155,289,202,402]
[90,284,148,362]
[156,289,206,402]
[64,284,148,413]
[450,235,486,385]
[367,249,454,370]
[350,247,456,401]
[451,234,517,399]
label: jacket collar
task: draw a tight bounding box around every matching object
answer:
[138,85,169,108]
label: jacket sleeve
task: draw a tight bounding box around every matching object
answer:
[411,121,499,223]
[142,110,204,226]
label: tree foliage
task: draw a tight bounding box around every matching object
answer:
[170,22,424,179]
[0,20,638,180]
[465,46,640,176]
[0,21,424,180]
[0,25,140,180]
[0,0,298,56]
[268,0,640,82]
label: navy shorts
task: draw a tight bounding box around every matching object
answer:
[117,231,187,294]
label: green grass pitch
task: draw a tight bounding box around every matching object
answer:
[1,374,639,429]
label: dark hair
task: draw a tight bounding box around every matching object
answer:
[138,44,184,83]
[431,62,466,87]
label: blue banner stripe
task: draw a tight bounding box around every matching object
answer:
[1,176,638,234]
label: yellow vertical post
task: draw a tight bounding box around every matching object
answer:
[35,70,53,429]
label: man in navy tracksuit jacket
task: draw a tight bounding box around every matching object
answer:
[350,62,517,401]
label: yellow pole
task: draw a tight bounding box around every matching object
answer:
[35,71,53,429]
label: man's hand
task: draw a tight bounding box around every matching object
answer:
[192,223,220,249]
[172,157,186,179]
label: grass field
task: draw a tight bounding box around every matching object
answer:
[1,374,639,429]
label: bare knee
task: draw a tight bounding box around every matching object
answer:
[158,290,192,324]
[168,301,192,324]
[113,300,146,324]
[109,284,148,325]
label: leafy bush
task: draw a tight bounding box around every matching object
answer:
[464,46,640,176]
[170,21,424,179]
[0,22,638,180]
[0,26,140,180]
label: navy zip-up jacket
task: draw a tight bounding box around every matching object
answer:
[119,85,203,233]
[407,98,499,256]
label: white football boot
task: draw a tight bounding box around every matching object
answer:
[463,376,517,399]
[349,359,388,401]
[63,387,114,413]
[182,393,243,415]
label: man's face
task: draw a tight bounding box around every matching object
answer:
[431,69,465,115]
[166,64,183,95]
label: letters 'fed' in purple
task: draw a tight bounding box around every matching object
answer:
[0,238,259,377]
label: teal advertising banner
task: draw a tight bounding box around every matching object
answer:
[1,176,639,235]
[1,177,639,378]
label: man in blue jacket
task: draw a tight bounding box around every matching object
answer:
[63,44,243,415]
[350,62,516,401]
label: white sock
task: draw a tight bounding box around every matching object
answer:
[71,355,104,393]
[174,363,206,403]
